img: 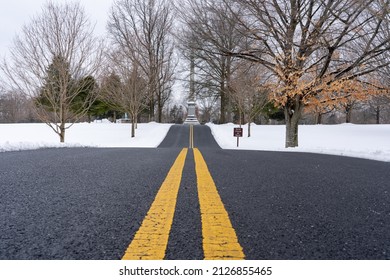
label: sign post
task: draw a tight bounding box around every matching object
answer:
[233,127,243,147]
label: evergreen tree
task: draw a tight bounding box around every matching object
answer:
[262,102,285,122]
[71,76,109,122]
[37,55,72,113]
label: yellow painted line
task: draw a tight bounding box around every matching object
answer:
[122,148,188,260]
[192,125,194,148]
[193,148,245,260]
[189,125,194,149]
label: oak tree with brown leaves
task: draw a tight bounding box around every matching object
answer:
[221,0,390,147]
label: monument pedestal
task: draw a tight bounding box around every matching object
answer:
[184,101,200,125]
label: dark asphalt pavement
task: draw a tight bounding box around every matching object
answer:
[0,124,389,259]
[0,148,181,259]
[201,149,390,259]
[158,125,220,149]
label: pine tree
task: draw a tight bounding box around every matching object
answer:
[36,55,73,142]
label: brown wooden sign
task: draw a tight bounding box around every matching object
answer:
[233,127,243,137]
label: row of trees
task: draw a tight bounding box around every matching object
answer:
[2,82,387,125]
[1,0,390,146]
[0,90,36,123]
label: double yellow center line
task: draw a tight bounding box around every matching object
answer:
[122,149,188,260]
[122,126,244,260]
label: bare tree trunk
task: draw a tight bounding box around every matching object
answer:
[285,100,303,148]
[225,56,232,123]
[158,95,163,123]
[376,106,380,124]
[60,122,65,143]
[285,115,298,148]
[131,114,136,138]
[315,112,322,125]
[113,111,117,123]
[346,106,352,123]
[248,121,251,137]
[60,103,66,143]
[219,79,226,124]
[149,98,154,122]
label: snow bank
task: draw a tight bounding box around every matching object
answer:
[0,122,173,152]
[207,123,390,162]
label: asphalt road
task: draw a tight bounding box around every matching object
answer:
[158,125,220,149]
[0,148,182,259]
[1,125,389,259]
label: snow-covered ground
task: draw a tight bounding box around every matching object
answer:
[207,123,390,162]
[0,121,173,151]
[0,121,389,162]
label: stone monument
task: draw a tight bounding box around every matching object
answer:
[184,53,200,125]
[184,100,199,124]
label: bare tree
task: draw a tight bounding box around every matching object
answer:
[372,51,390,123]
[0,1,104,142]
[0,90,34,123]
[304,102,335,124]
[176,0,246,123]
[101,51,148,138]
[108,0,176,123]
[369,94,390,123]
[230,61,270,136]
[339,98,360,124]
[220,0,390,147]
[196,87,220,123]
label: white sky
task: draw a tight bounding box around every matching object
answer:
[0,0,113,58]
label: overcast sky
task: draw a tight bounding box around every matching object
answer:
[0,0,113,57]
[0,0,186,102]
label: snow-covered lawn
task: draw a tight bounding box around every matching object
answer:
[0,121,389,162]
[208,123,390,162]
[0,121,173,151]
